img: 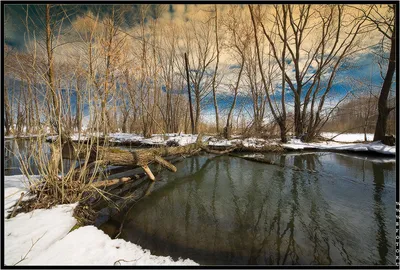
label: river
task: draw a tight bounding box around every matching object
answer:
[3,139,397,265]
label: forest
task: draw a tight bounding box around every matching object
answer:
[4,4,395,141]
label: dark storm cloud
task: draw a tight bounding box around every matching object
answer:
[3,4,173,50]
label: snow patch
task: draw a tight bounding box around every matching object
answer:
[108,133,143,143]
[5,204,77,265]
[320,132,374,142]
[282,139,395,156]
[208,137,278,149]
[4,175,38,216]
[27,226,198,266]
[208,138,234,147]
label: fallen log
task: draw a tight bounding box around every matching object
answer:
[62,134,288,182]
[63,135,205,181]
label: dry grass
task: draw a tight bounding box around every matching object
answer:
[11,125,114,222]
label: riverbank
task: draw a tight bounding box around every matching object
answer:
[4,130,396,265]
[42,132,396,155]
[282,139,395,156]
[4,176,198,266]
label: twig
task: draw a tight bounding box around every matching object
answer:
[114,257,142,266]
[9,192,25,219]
[13,232,47,265]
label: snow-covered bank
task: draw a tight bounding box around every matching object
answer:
[4,175,34,217]
[109,133,213,146]
[320,132,374,142]
[282,139,395,156]
[206,135,396,156]
[4,175,198,266]
[5,204,77,265]
[46,132,210,147]
[26,226,197,266]
[43,132,396,155]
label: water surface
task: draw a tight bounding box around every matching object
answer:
[117,152,396,265]
[4,138,76,176]
[3,140,397,265]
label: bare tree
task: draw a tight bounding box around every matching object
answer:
[158,19,180,133]
[4,45,15,135]
[185,52,195,134]
[251,4,369,141]
[223,5,250,139]
[211,5,221,134]
[98,7,128,134]
[249,5,288,142]
[363,5,396,142]
[179,15,217,133]
[45,4,62,134]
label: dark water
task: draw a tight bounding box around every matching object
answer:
[116,152,396,265]
[4,138,76,176]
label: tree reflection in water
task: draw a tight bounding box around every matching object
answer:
[372,162,388,265]
[115,153,395,265]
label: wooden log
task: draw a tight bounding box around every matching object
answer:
[154,156,177,172]
[142,165,155,181]
[64,136,203,165]
[63,134,204,181]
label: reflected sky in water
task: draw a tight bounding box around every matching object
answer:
[118,153,396,265]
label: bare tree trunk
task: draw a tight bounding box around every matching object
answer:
[279,5,288,143]
[184,52,195,134]
[46,4,60,134]
[17,80,24,135]
[34,80,40,130]
[194,90,200,134]
[224,57,244,139]
[211,5,220,134]
[25,82,32,134]
[294,93,302,137]
[374,19,396,142]
[363,89,373,142]
[9,79,15,134]
[75,79,82,133]
[67,82,73,133]
[4,80,12,135]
